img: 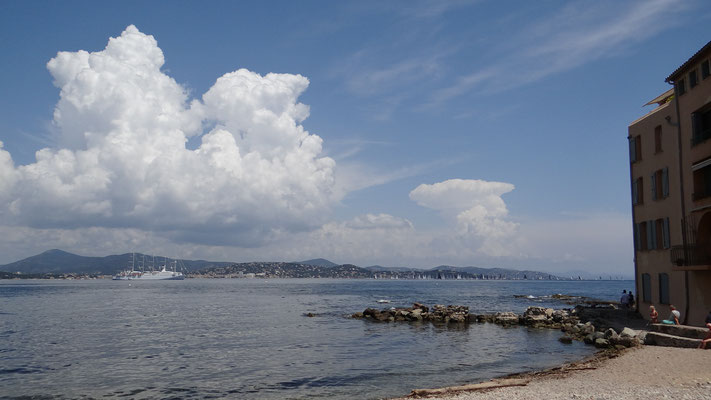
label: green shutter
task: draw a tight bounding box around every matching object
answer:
[663,218,670,249]
[662,167,669,198]
[634,223,640,250]
[692,113,701,144]
[646,221,654,250]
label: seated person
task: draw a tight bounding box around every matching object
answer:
[698,323,711,349]
[662,305,681,325]
[649,305,658,323]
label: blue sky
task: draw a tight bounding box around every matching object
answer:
[0,0,709,276]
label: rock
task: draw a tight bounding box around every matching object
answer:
[559,335,573,344]
[545,308,554,317]
[582,323,595,335]
[614,344,627,351]
[583,334,594,344]
[611,336,641,348]
[594,338,610,348]
[593,332,605,340]
[351,312,363,318]
[494,312,520,326]
[604,328,618,340]
[620,327,637,338]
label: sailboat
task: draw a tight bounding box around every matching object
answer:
[112,253,185,280]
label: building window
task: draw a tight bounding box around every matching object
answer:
[703,60,710,80]
[642,273,652,302]
[629,135,642,163]
[651,168,669,200]
[632,177,644,205]
[659,273,670,304]
[693,162,711,201]
[654,125,662,153]
[691,107,711,146]
[690,69,698,88]
[676,78,686,96]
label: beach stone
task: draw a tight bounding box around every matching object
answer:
[545,308,554,317]
[594,338,610,348]
[582,323,595,335]
[604,328,618,340]
[593,332,605,340]
[620,327,637,338]
[611,336,641,348]
[351,312,363,318]
[584,334,595,344]
[559,335,573,344]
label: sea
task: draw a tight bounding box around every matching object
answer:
[0,278,631,399]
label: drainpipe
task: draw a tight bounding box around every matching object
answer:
[628,135,639,312]
[670,82,690,325]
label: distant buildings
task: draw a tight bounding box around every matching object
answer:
[628,40,711,325]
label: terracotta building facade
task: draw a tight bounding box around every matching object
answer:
[628,40,711,326]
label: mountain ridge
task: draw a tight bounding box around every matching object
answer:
[0,249,591,280]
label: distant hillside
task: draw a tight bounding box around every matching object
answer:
[430,266,563,280]
[1,250,571,280]
[296,258,338,268]
[194,262,372,278]
[0,250,231,275]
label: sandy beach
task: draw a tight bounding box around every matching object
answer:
[398,346,711,400]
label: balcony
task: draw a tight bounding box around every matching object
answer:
[670,245,711,270]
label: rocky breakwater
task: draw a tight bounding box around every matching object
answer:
[352,303,471,324]
[352,303,645,350]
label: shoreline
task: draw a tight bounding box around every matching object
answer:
[393,346,711,399]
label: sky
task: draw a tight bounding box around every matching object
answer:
[0,0,709,276]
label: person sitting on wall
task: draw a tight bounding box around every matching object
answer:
[620,290,629,309]
[662,305,681,325]
[649,305,659,323]
[627,291,635,309]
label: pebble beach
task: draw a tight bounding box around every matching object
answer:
[398,346,711,400]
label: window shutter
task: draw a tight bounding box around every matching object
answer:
[662,167,669,198]
[634,223,640,251]
[650,173,657,201]
[692,112,701,143]
[632,179,638,205]
[646,221,654,250]
[629,137,636,162]
[663,218,670,249]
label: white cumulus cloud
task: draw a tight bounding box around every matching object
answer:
[0,25,336,246]
[409,179,518,256]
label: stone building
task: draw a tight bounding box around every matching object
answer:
[628,40,711,326]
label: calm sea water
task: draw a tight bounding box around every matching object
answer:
[0,279,631,399]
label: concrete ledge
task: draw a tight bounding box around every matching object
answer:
[645,331,702,348]
[650,324,708,340]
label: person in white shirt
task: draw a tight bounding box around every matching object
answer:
[620,290,630,308]
[664,305,681,325]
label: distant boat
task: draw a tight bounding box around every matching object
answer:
[377,299,391,304]
[112,253,185,280]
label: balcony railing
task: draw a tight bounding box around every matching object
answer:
[670,244,711,267]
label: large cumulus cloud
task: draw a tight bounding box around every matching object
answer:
[409,179,518,256]
[0,25,336,245]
